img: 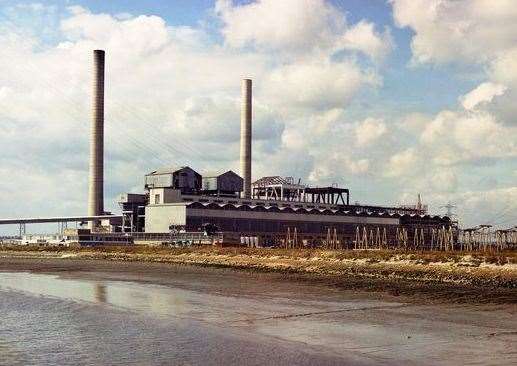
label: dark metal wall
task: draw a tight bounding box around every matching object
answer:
[186,214,450,248]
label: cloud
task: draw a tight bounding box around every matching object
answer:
[396,112,430,135]
[387,0,517,226]
[460,82,507,110]
[339,21,393,62]
[215,0,343,54]
[2,0,514,231]
[490,47,517,88]
[264,60,379,112]
[345,158,370,175]
[391,0,517,65]
[383,102,517,225]
[386,148,418,177]
[355,117,387,146]
[420,110,517,164]
[61,6,171,56]
[216,0,392,63]
[430,169,458,192]
[0,2,389,228]
[170,95,284,146]
[455,186,517,227]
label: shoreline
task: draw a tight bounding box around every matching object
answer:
[2,250,516,366]
[1,247,516,304]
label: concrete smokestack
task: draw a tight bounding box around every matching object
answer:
[240,79,252,199]
[88,50,105,229]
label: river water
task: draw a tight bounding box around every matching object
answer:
[0,265,515,365]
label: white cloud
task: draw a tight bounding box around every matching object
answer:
[490,47,517,88]
[345,158,370,175]
[396,112,430,135]
[339,21,393,62]
[386,148,418,177]
[460,82,507,110]
[355,117,387,146]
[60,7,170,55]
[2,0,514,231]
[391,0,517,65]
[390,0,517,133]
[216,0,392,63]
[264,60,378,112]
[308,156,370,182]
[420,110,517,164]
[171,95,283,145]
[215,0,343,54]
[455,186,517,227]
[0,2,389,228]
[382,102,517,224]
[430,169,458,192]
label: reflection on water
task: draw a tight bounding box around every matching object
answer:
[0,272,193,319]
[0,271,348,366]
[0,271,360,323]
[94,283,107,303]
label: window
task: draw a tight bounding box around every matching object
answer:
[154,194,161,204]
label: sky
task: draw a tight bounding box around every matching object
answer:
[1,0,517,234]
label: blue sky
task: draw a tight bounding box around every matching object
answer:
[0,0,516,234]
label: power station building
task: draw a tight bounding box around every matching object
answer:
[89,49,451,247]
[140,167,449,246]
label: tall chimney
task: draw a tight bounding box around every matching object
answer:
[88,49,105,229]
[240,79,252,199]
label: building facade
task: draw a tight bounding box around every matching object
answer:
[145,189,450,247]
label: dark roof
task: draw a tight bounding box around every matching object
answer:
[202,170,242,179]
[147,166,199,176]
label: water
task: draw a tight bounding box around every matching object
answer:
[0,272,356,366]
[0,268,515,366]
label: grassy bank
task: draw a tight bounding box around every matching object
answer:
[1,245,516,303]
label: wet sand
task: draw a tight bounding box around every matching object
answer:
[0,257,516,365]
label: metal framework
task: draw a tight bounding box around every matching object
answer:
[252,176,306,201]
[304,187,350,205]
[252,177,350,206]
